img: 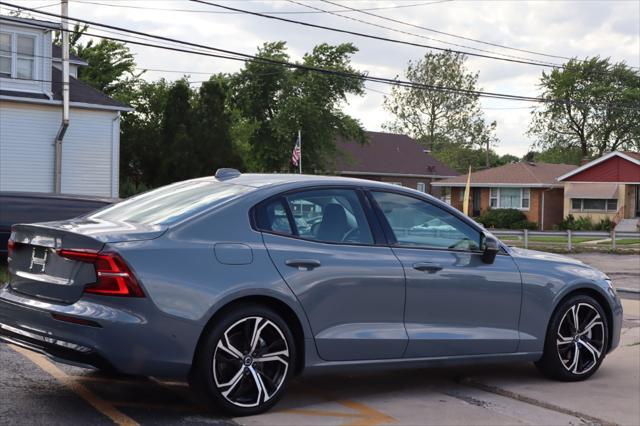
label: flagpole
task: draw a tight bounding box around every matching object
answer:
[298,129,302,174]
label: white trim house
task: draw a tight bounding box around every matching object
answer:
[0,17,131,197]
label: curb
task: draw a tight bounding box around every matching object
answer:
[617,287,640,294]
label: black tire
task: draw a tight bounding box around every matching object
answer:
[190,304,296,416]
[535,294,608,381]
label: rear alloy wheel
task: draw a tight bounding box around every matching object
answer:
[536,295,608,381]
[191,305,295,416]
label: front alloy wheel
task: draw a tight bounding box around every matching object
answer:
[536,295,608,381]
[556,303,605,375]
[191,305,295,416]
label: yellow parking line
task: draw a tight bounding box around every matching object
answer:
[281,398,396,426]
[10,345,139,426]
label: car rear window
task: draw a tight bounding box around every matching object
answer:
[89,180,252,226]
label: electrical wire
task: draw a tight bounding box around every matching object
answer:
[0,9,637,111]
[70,0,452,15]
[288,0,560,67]
[321,0,577,62]
[189,0,562,69]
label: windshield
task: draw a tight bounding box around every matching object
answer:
[89,180,252,226]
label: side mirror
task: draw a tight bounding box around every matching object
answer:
[481,234,500,264]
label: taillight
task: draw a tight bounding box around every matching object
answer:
[7,238,15,259]
[57,249,145,297]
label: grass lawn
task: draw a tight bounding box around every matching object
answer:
[0,264,8,283]
[596,238,640,246]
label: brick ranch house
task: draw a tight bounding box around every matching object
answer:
[335,131,457,195]
[556,151,640,228]
[431,162,577,230]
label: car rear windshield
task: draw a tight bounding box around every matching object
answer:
[89,180,252,226]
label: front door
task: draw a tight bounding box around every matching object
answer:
[472,188,482,216]
[369,191,523,358]
[256,188,407,361]
[635,185,640,217]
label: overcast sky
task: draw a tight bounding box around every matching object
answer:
[5,0,639,156]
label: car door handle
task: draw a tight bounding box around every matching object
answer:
[285,259,321,270]
[413,262,443,273]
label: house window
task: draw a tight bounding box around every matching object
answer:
[571,199,618,212]
[416,182,426,193]
[488,188,530,210]
[441,187,452,205]
[0,33,11,78]
[0,31,36,80]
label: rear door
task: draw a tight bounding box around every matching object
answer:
[257,187,407,361]
[369,191,522,358]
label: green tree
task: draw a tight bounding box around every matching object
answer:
[383,51,497,154]
[120,79,172,193]
[528,57,640,158]
[523,146,583,165]
[232,42,365,172]
[54,24,142,101]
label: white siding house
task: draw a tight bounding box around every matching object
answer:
[0,17,130,198]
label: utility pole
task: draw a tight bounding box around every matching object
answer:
[485,136,490,168]
[54,0,70,193]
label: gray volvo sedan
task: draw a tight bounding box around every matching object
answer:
[0,171,623,415]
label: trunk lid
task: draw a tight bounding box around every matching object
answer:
[7,219,164,304]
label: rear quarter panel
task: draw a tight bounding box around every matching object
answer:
[109,196,313,339]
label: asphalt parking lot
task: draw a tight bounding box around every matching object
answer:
[1,296,638,426]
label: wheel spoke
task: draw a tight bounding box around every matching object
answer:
[571,305,580,332]
[568,343,580,373]
[249,365,270,403]
[250,319,268,354]
[255,349,289,364]
[579,315,603,336]
[557,333,573,345]
[217,337,243,360]
[579,338,602,360]
[218,367,244,396]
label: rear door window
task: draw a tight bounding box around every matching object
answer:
[257,189,374,245]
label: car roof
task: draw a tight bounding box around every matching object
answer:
[215,173,409,191]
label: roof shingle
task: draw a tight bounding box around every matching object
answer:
[432,162,577,187]
[335,131,458,177]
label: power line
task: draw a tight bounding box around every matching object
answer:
[0,10,637,112]
[71,0,451,15]
[321,0,575,62]
[288,0,560,67]
[189,0,562,69]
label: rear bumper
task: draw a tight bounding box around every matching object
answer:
[0,321,114,370]
[0,285,201,378]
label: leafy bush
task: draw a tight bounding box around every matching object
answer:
[477,209,537,229]
[559,214,613,231]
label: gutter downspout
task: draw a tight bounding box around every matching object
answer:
[54,0,69,193]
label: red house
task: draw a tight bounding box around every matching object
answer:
[556,151,640,229]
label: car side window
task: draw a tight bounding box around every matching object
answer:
[371,191,481,251]
[256,199,293,235]
[284,189,374,245]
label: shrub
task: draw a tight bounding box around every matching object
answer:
[477,209,536,229]
[559,214,613,231]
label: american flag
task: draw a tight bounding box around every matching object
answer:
[291,134,301,167]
